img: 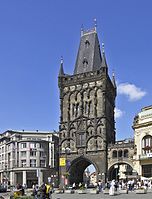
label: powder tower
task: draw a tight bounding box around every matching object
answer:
[58,25,116,185]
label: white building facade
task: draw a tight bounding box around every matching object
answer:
[133,106,152,178]
[0,130,59,187]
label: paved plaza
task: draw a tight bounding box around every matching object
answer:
[1,191,152,199]
[51,192,152,199]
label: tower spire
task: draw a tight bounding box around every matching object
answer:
[94,18,97,32]
[58,56,64,77]
[74,25,102,74]
[101,43,108,69]
[81,24,84,37]
[112,70,116,89]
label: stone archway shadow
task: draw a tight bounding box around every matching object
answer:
[68,156,99,185]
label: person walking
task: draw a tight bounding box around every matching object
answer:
[109,180,115,196]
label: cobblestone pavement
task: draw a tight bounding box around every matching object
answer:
[52,192,152,199]
[0,192,10,199]
[1,191,152,199]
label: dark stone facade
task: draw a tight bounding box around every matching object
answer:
[58,27,116,185]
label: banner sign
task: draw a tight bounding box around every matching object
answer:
[59,158,66,166]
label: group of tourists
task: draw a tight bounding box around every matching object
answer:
[32,183,53,199]
[104,178,152,195]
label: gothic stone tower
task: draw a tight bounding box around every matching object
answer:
[58,27,116,185]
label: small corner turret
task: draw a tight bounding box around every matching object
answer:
[58,56,64,77]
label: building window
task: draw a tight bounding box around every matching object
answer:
[142,135,152,155]
[30,151,36,157]
[142,164,152,177]
[8,144,11,151]
[85,40,90,48]
[2,162,4,169]
[21,151,26,157]
[21,143,26,149]
[30,143,37,149]
[124,149,129,158]
[112,150,117,158]
[21,160,26,167]
[77,132,86,147]
[83,58,88,68]
[40,152,46,158]
[40,160,45,167]
[118,150,122,158]
[30,159,36,167]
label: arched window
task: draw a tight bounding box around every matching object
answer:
[112,150,117,158]
[142,135,152,155]
[124,149,129,158]
[118,150,122,158]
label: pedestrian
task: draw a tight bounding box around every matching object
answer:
[40,183,46,199]
[109,179,115,196]
[46,183,53,199]
[72,182,76,190]
[98,180,102,192]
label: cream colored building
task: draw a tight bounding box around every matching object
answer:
[0,130,59,187]
[133,105,152,178]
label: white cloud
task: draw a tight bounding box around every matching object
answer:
[117,83,146,101]
[115,108,124,119]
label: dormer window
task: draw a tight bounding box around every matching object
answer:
[85,40,90,48]
[83,57,88,67]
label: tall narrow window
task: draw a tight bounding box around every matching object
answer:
[112,150,117,158]
[72,104,75,116]
[77,132,86,147]
[21,160,26,167]
[21,143,26,149]
[142,135,152,155]
[85,101,88,114]
[118,150,122,158]
[75,103,79,117]
[30,159,36,167]
[124,149,129,158]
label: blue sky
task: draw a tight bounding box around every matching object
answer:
[0,0,151,140]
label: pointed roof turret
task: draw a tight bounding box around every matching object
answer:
[58,56,64,77]
[112,71,116,89]
[94,18,97,32]
[74,26,102,74]
[101,43,108,68]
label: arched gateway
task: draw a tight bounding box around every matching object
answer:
[58,25,116,186]
[69,156,98,185]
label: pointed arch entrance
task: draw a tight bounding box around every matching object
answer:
[68,156,98,185]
